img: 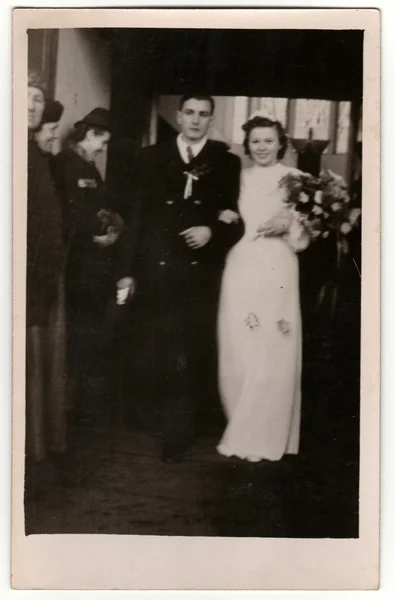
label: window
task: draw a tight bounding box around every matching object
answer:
[335,101,351,154]
[294,99,331,140]
[258,98,288,128]
[231,97,249,144]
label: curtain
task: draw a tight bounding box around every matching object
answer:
[28,29,59,99]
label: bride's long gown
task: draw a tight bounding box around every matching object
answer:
[217,162,310,462]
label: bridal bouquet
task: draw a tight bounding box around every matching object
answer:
[280,169,361,317]
[279,169,361,255]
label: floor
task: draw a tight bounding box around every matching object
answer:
[24,416,359,538]
[25,310,360,539]
[25,250,361,538]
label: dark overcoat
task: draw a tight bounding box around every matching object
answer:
[51,148,118,317]
[117,138,242,446]
[51,148,121,417]
[27,139,64,327]
[26,138,67,461]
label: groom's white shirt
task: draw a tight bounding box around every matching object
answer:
[177,134,208,164]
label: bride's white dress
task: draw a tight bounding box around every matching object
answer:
[217,162,310,462]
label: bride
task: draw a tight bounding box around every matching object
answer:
[217,111,311,463]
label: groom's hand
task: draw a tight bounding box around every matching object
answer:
[180,226,212,249]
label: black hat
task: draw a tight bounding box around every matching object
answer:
[41,100,64,125]
[75,108,111,132]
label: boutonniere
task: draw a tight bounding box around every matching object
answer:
[78,178,97,189]
[183,164,212,199]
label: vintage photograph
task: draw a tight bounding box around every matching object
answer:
[23,25,365,540]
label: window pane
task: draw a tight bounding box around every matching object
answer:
[294,99,331,140]
[259,97,288,127]
[335,101,351,154]
[231,96,249,144]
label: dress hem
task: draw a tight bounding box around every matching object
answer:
[217,443,298,463]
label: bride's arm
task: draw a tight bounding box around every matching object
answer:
[282,166,311,252]
[284,210,310,253]
[258,208,310,252]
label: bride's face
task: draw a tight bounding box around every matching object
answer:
[248,126,281,167]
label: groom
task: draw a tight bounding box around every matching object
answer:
[116,95,242,462]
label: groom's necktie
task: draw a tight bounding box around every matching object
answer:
[184,146,196,198]
[186,145,194,164]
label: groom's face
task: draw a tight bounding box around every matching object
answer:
[177,98,213,143]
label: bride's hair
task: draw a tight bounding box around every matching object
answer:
[242,116,288,160]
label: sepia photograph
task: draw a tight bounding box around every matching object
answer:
[12,7,380,591]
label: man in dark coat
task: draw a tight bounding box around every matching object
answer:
[117,95,242,462]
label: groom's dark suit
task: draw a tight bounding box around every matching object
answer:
[117,137,242,458]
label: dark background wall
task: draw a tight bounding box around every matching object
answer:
[102,28,363,211]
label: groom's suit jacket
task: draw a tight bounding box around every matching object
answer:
[115,137,242,427]
[117,137,243,305]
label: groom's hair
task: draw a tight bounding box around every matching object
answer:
[179,95,215,115]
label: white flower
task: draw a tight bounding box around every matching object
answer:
[299,192,309,204]
[340,222,352,235]
[349,207,361,226]
[314,190,323,205]
[296,215,309,228]
[312,205,324,216]
[331,202,343,212]
[327,169,346,186]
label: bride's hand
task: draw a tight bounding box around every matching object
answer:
[218,209,240,225]
[257,210,292,237]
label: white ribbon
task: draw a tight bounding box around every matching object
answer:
[183,171,199,199]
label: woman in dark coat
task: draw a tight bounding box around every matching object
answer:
[51,109,122,422]
[26,72,67,476]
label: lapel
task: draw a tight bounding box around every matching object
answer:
[153,139,190,187]
[157,138,183,168]
[151,139,230,195]
[189,139,228,171]
[191,139,212,166]
[152,138,228,172]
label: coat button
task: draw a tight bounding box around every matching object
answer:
[194,200,201,205]
[159,261,166,266]
[166,200,174,205]
[191,261,198,265]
